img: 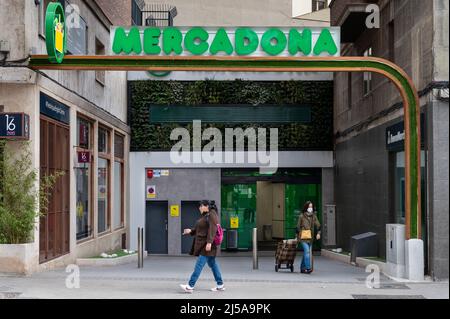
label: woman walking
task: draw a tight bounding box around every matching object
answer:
[180,200,225,293]
[296,201,321,274]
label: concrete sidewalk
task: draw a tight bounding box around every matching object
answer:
[1,255,448,299]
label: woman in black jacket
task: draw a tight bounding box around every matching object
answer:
[180,200,225,293]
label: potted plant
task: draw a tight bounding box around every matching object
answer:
[0,140,62,274]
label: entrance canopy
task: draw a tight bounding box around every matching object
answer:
[30,2,422,239]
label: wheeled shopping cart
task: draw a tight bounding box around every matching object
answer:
[275,240,298,272]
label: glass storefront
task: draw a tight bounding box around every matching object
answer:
[285,184,322,250]
[221,168,322,250]
[113,161,123,229]
[97,157,109,233]
[98,127,111,234]
[393,150,427,238]
[113,133,125,230]
[221,184,257,250]
[75,117,92,241]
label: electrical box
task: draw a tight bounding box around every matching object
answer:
[386,224,405,278]
[322,204,336,246]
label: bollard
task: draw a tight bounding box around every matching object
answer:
[137,227,141,268]
[137,227,144,268]
[140,227,144,267]
[253,227,258,270]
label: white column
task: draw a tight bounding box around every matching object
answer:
[405,239,425,281]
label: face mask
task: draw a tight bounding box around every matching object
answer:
[307,208,313,213]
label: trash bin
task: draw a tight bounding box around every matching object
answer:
[350,232,378,263]
[227,229,238,251]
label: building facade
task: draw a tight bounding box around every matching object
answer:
[330,0,449,279]
[127,0,337,254]
[0,0,130,273]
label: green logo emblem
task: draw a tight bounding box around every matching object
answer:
[45,2,66,63]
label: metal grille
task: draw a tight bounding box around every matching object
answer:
[142,3,177,27]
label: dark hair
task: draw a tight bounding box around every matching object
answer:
[199,200,210,207]
[209,200,217,212]
[302,201,314,213]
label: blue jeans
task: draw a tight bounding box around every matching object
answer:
[300,242,312,271]
[188,255,224,288]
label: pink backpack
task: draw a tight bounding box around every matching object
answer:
[214,224,224,246]
[206,213,224,246]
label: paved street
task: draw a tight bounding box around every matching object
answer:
[1,254,448,299]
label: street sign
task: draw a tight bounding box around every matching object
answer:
[230,216,239,228]
[40,92,70,124]
[77,151,90,163]
[0,113,30,140]
[170,205,179,217]
[147,185,156,199]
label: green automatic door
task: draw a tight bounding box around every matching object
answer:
[221,184,257,250]
[285,184,322,250]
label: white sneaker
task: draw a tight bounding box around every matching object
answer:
[180,284,194,293]
[211,285,226,292]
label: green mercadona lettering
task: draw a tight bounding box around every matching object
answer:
[112,27,339,56]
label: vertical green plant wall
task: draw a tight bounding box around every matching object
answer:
[129,80,333,151]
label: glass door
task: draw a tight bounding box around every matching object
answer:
[221,184,257,250]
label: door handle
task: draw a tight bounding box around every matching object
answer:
[165,220,168,231]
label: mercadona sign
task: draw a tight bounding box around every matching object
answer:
[110,27,340,57]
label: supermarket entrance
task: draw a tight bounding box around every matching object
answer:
[220,168,322,252]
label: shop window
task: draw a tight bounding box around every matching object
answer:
[363,47,373,95]
[76,117,93,240]
[113,133,125,229]
[98,127,111,234]
[98,126,109,153]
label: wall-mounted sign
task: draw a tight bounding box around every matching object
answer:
[0,113,30,140]
[386,114,425,151]
[170,205,179,217]
[161,169,170,176]
[40,92,70,124]
[230,216,239,229]
[77,151,90,163]
[45,2,66,63]
[110,27,340,57]
[147,185,156,199]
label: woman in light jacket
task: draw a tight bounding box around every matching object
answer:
[296,201,321,274]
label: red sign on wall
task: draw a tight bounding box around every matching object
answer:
[78,151,90,163]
